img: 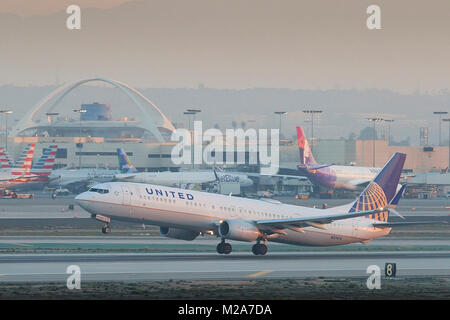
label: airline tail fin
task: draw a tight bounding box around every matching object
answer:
[117,148,138,173]
[13,143,34,168]
[349,153,406,222]
[0,147,11,169]
[31,145,58,175]
[296,126,317,165]
[12,143,35,175]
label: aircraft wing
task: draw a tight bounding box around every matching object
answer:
[255,207,387,231]
[373,221,448,228]
[59,178,86,186]
[259,174,309,180]
[115,173,137,180]
[245,171,308,180]
[297,163,334,170]
[0,173,39,182]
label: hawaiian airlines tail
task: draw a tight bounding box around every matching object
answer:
[296,126,333,170]
[117,148,138,173]
[296,126,317,165]
[349,152,406,222]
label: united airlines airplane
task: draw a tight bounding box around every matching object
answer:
[76,153,432,255]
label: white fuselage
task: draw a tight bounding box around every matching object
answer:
[76,182,391,247]
[0,169,36,190]
[331,165,381,189]
[48,169,117,188]
[115,171,253,188]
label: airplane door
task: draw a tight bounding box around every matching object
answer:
[352,220,359,238]
[230,205,237,218]
[121,185,133,217]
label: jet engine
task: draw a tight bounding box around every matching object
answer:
[159,226,199,241]
[218,219,261,242]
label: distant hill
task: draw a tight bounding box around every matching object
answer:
[0,84,448,146]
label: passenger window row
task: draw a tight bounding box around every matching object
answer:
[88,188,109,194]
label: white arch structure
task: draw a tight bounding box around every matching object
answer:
[13,78,175,142]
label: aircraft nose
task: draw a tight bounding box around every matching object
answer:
[75,191,91,208]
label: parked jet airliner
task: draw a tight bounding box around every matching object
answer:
[75,153,437,255]
[0,144,58,190]
[0,144,36,190]
[295,126,381,190]
[114,148,253,188]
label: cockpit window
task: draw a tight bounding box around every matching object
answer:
[88,188,109,194]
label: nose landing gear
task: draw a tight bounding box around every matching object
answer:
[101,224,111,234]
[217,239,232,254]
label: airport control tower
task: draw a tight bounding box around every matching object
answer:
[80,102,112,121]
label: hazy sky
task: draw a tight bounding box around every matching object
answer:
[1,0,450,93]
[0,0,133,16]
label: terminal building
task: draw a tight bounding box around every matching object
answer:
[1,77,449,179]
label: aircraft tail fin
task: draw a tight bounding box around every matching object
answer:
[0,147,11,169]
[296,126,317,165]
[349,153,406,222]
[31,145,58,175]
[117,148,138,173]
[12,143,35,175]
[13,143,34,168]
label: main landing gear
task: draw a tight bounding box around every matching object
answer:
[216,239,268,255]
[252,240,267,256]
[101,223,111,234]
[216,239,232,254]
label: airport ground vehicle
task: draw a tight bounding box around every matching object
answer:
[0,190,34,198]
[51,188,71,198]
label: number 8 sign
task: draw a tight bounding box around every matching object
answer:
[385,263,397,278]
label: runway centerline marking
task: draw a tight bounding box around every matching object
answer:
[247,270,273,278]
[9,243,33,247]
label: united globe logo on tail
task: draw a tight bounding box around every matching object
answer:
[349,152,406,223]
[350,182,388,222]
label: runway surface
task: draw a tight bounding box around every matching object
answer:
[0,196,448,284]
[0,251,449,282]
[0,236,449,247]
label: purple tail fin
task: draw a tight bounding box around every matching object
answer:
[296,126,317,165]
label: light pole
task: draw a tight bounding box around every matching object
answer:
[0,109,13,152]
[384,119,394,145]
[433,111,448,146]
[274,111,287,140]
[367,117,384,167]
[185,109,201,168]
[303,110,322,153]
[443,118,450,171]
[73,108,86,169]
